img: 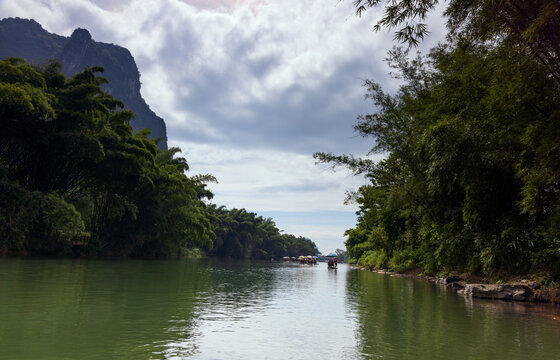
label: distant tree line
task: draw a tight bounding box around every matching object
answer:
[0,58,318,258]
[316,1,560,281]
[206,205,319,259]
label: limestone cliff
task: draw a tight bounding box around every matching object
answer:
[0,18,167,149]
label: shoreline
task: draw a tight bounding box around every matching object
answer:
[350,266,560,306]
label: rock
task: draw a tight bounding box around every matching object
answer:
[460,284,535,302]
[520,280,540,289]
[436,276,464,286]
[448,281,465,290]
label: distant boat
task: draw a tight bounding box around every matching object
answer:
[304,255,317,264]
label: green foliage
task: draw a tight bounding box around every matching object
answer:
[0,172,41,254]
[26,194,86,256]
[388,249,416,272]
[353,0,438,47]
[0,168,85,256]
[206,204,319,259]
[0,59,216,257]
[40,194,85,236]
[317,34,560,278]
[358,250,388,270]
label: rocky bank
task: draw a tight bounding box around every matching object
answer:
[356,268,560,305]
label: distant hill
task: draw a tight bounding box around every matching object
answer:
[0,18,167,149]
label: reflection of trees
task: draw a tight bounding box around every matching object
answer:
[345,270,560,360]
[193,260,276,321]
[0,259,282,359]
[0,259,211,358]
[461,296,560,323]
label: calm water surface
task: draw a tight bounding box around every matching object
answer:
[1,258,559,359]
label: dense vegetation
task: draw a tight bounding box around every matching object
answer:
[206,205,319,259]
[316,1,560,280]
[0,58,317,258]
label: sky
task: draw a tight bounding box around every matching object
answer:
[0,0,446,253]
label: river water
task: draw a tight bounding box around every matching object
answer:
[0,258,559,359]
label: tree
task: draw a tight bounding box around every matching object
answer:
[0,58,215,257]
[353,1,560,84]
[206,205,319,259]
[316,39,560,277]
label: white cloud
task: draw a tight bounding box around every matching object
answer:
[173,140,372,212]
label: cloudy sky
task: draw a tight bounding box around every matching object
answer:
[0,0,446,253]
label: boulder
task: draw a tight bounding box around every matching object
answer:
[460,284,535,301]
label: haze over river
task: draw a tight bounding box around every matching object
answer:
[1,258,559,359]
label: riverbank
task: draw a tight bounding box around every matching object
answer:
[351,266,560,305]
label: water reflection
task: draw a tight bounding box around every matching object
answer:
[1,259,560,359]
[345,269,560,360]
[179,262,358,360]
[194,261,276,322]
[0,259,210,359]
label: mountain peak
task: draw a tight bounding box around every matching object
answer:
[59,28,94,76]
[69,28,92,43]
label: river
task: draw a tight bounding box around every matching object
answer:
[0,258,559,359]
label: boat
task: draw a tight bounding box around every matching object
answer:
[325,253,338,268]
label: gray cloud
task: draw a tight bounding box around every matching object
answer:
[99,0,399,156]
[160,47,386,154]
